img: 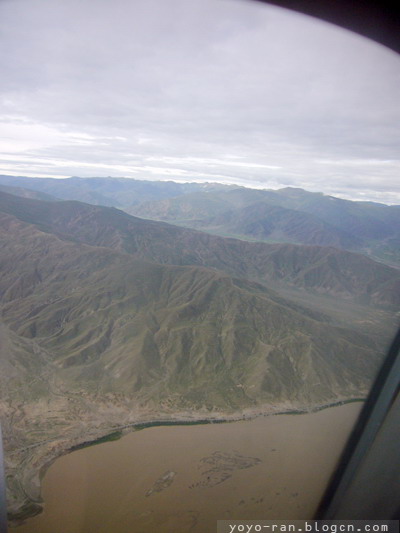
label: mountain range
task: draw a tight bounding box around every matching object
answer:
[0,175,231,207]
[0,177,398,523]
[1,174,398,266]
[129,186,400,266]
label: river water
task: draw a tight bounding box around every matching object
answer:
[16,403,361,533]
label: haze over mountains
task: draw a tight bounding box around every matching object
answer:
[129,186,400,266]
[1,174,398,266]
[0,176,399,523]
[0,175,230,207]
[0,190,398,308]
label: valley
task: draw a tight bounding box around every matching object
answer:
[0,180,398,525]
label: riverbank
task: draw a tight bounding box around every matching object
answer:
[69,397,365,452]
[7,396,364,527]
[15,401,363,533]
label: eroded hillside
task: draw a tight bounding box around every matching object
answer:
[0,192,399,523]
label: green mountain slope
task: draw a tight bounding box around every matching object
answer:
[270,187,400,235]
[1,191,398,522]
[1,208,386,521]
[2,176,398,265]
[1,212,379,406]
[128,190,244,222]
[128,186,269,221]
[129,186,400,265]
[1,191,398,309]
[191,202,362,249]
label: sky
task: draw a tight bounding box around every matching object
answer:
[0,0,400,204]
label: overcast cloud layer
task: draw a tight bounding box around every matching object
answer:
[0,0,399,203]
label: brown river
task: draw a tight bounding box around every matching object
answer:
[16,403,361,533]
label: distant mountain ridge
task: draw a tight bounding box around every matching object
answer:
[191,201,363,249]
[1,175,398,265]
[129,186,400,266]
[0,183,58,202]
[0,174,232,207]
[0,191,398,308]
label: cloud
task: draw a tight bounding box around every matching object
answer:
[0,0,399,203]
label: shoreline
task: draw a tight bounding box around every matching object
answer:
[72,397,365,451]
[9,396,365,527]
